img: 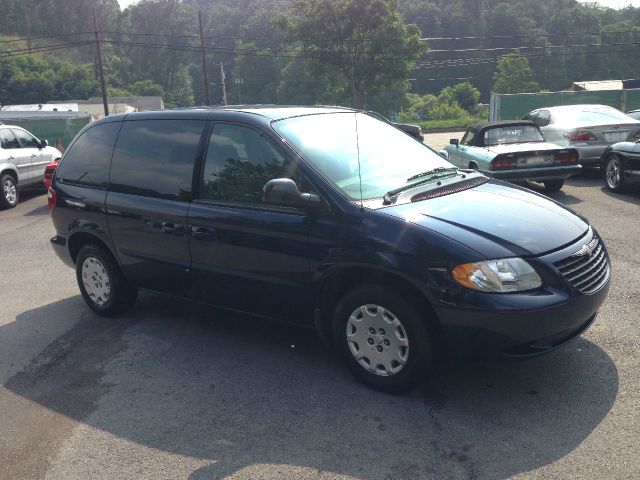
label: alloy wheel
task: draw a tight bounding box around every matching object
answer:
[3,178,17,205]
[606,157,621,189]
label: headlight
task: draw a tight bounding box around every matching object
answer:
[452,258,542,293]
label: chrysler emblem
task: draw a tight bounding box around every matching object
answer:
[572,238,598,257]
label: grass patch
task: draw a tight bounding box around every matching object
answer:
[417,116,486,131]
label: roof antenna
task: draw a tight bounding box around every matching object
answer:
[354,112,364,211]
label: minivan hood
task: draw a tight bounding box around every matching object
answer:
[381,181,588,258]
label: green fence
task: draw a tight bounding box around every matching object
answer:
[490,89,640,121]
[0,114,91,148]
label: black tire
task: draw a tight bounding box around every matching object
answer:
[604,154,626,193]
[75,244,137,316]
[331,285,434,393]
[0,173,19,209]
[543,179,564,192]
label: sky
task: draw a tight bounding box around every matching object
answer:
[115,0,640,9]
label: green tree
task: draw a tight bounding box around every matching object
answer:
[492,53,539,94]
[280,0,426,108]
[130,80,165,97]
[397,91,469,123]
[438,82,480,112]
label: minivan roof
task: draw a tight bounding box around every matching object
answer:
[208,105,353,121]
[112,105,354,122]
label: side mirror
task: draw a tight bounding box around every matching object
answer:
[438,149,449,160]
[263,178,321,209]
[40,139,48,149]
[449,138,459,147]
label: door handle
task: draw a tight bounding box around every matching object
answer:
[190,225,216,241]
[8,156,14,160]
[160,222,184,234]
[31,154,37,158]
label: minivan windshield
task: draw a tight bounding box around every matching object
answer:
[273,112,454,200]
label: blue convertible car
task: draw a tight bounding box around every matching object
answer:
[442,120,582,192]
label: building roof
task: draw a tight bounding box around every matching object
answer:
[87,96,164,111]
[49,96,164,111]
[1,103,78,112]
[570,80,624,91]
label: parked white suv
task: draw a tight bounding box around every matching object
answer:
[0,124,61,208]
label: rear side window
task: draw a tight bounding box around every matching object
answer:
[110,120,204,202]
[536,110,551,127]
[56,122,121,187]
[0,129,20,149]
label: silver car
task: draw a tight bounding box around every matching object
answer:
[523,104,640,166]
[0,124,62,209]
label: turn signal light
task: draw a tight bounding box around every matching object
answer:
[564,131,597,142]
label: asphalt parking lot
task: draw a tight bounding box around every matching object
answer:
[1,173,639,480]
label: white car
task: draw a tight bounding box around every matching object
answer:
[0,124,62,208]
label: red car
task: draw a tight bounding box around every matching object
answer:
[43,158,61,189]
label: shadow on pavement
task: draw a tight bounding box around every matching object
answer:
[4,293,619,479]
[23,203,49,216]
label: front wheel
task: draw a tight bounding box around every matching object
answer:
[0,174,18,209]
[604,154,626,193]
[76,244,137,316]
[332,285,433,392]
[543,179,564,192]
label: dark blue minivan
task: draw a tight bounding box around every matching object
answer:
[48,107,610,391]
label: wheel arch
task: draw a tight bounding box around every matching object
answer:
[318,266,442,342]
[68,231,117,265]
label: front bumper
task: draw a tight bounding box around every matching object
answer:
[479,164,582,182]
[433,230,610,359]
[435,284,607,359]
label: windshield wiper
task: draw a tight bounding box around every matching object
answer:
[383,167,459,205]
[406,167,458,183]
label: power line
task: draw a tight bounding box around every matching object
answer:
[424,41,640,54]
[0,32,94,43]
[415,46,640,70]
[0,41,95,59]
[421,30,640,41]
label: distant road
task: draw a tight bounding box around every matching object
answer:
[423,130,465,150]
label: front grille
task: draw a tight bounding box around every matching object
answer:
[554,236,610,294]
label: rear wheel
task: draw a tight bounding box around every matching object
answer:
[543,179,564,192]
[1,174,18,209]
[604,154,626,193]
[76,244,137,316]
[332,285,433,392]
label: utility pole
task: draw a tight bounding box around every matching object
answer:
[220,62,228,106]
[92,7,109,117]
[235,75,243,104]
[198,10,211,106]
[25,9,32,54]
